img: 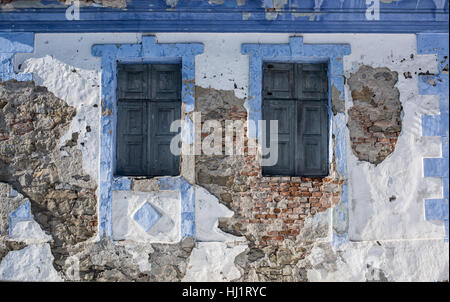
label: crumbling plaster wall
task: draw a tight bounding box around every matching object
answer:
[0,33,447,281]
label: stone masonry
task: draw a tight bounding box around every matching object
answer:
[347,65,403,165]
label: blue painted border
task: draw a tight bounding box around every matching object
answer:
[0,0,448,33]
[8,200,32,237]
[92,36,203,239]
[241,37,351,246]
[418,33,449,242]
[0,33,34,81]
[158,176,195,239]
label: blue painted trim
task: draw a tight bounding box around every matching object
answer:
[133,202,162,232]
[0,0,447,33]
[8,199,32,237]
[158,176,195,239]
[0,32,34,81]
[111,177,132,191]
[92,36,203,239]
[418,33,449,242]
[241,36,351,246]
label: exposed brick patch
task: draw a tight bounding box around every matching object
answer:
[220,141,344,247]
[347,65,402,164]
[195,87,343,247]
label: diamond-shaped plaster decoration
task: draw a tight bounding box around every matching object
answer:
[133,202,162,232]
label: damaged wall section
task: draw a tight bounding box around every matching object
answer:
[347,65,403,165]
[181,36,351,281]
[0,80,98,270]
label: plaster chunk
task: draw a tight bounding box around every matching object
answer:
[0,243,62,281]
[195,186,246,243]
[183,242,248,282]
[306,240,449,282]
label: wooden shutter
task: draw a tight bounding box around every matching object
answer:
[151,64,181,100]
[296,63,328,100]
[262,100,296,176]
[296,63,328,176]
[116,63,181,177]
[262,62,329,177]
[297,100,328,176]
[117,64,148,100]
[263,63,295,99]
[116,101,147,176]
[148,101,181,176]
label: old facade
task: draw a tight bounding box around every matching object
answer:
[0,0,448,282]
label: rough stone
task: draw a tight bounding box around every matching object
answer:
[347,65,402,165]
[63,237,195,282]
[0,80,97,270]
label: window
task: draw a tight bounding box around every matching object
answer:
[262,62,329,177]
[116,63,181,177]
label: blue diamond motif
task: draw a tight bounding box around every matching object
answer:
[133,202,162,232]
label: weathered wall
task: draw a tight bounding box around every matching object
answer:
[347,65,403,165]
[0,32,447,282]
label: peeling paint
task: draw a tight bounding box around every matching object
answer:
[331,84,344,115]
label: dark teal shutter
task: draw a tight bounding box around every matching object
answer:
[116,63,181,177]
[297,100,328,176]
[263,63,294,99]
[262,63,329,177]
[296,63,328,100]
[149,101,181,176]
[151,64,181,100]
[116,101,147,176]
[262,100,296,176]
[117,64,148,100]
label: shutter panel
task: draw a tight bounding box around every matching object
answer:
[262,100,296,176]
[263,63,295,99]
[148,101,181,176]
[116,101,147,176]
[297,100,328,176]
[117,64,149,100]
[151,64,181,100]
[296,63,328,100]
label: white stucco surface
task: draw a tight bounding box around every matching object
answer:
[195,186,246,243]
[183,242,247,282]
[0,243,62,281]
[112,190,180,243]
[306,239,449,282]
[155,33,290,100]
[10,219,52,244]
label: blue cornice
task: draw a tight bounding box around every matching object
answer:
[0,0,448,33]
